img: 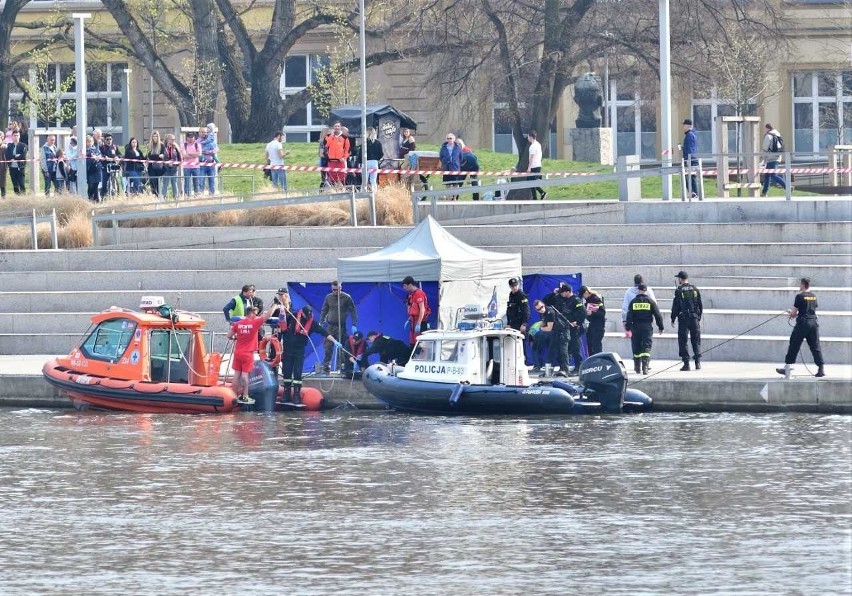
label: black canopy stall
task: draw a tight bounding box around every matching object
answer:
[329,104,418,160]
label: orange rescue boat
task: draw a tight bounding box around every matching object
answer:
[43,297,239,414]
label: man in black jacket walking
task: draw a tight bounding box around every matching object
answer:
[671,271,703,370]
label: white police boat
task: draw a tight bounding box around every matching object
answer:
[362,304,652,415]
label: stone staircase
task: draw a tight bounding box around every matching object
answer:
[0,215,849,364]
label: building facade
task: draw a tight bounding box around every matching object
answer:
[7,0,851,161]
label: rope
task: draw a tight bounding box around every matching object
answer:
[631,311,788,384]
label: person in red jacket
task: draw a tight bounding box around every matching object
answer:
[228,304,276,403]
[323,121,350,186]
[402,275,431,346]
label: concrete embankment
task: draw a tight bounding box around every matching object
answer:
[3,356,849,414]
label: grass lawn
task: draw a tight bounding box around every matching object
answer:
[218,142,795,201]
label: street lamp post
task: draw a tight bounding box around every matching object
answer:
[659,0,672,201]
[73,13,91,198]
[359,0,368,193]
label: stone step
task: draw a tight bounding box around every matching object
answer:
[602,309,852,337]
[96,221,852,250]
[782,253,852,265]
[423,197,852,225]
[1,286,849,314]
[4,330,849,363]
[0,268,335,292]
[590,287,852,312]
[4,265,845,293]
[2,242,850,271]
[7,308,850,338]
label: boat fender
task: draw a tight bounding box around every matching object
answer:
[300,387,325,411]
[551,380,582,396]
[449,383,466,405]
[624,388,653,408]
[259,336,283,367]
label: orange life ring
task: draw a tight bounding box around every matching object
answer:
[259,336,283,367]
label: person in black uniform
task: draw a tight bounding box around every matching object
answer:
[625,284,665,375]
[777,277,825,378]
[580,285,606,356]
[4,129,27,194]
[671,271,703,371]
[342,331,367,376]
[550,283,585,376]
[365,332,412,366]
[506,277,530,333]
[278,305,340,404]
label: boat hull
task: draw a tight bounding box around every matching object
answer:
[43,360,239,414]
[363,364,612,415]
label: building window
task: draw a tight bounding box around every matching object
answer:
[606,78,657,161]
[491,103,557,158]
[792,70,852,155]
[691,87,757,157]
[280,54,328,142]
[7,62,127,143]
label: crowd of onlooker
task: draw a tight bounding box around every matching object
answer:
[0,121,221,201]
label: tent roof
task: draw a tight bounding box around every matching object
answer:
[337,216,522,282]
[329,104,418,136]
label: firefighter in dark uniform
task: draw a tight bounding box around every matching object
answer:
[506,277,530,333]
[550,283,585,376]
[671,271,703,371]
[365,332,412,366]
[777,277,825,378]
[342,331,367,376]
[580,285,606,356]
[625,284,665,375]
[278,305,340,404]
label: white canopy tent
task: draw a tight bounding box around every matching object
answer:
[337,216,523,328]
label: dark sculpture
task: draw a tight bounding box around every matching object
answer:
[574,72,603,128]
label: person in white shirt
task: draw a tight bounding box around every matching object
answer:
[265,131,289,191]
[526,130,546,200]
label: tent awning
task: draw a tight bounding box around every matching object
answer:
[337,216,521,283]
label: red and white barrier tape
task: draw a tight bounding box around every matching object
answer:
[2,153,852,177]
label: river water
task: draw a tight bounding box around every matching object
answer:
[0,408,849,595]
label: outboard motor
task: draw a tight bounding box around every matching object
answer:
[578,352,627,413]
[247,360,280,412]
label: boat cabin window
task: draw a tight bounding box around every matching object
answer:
[81,318,137,362]
[440,340,459,362]
[411,340,436,361]
[149,330,192,383]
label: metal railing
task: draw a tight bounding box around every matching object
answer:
[411,163,681,222]
[91,189,377,245]
[0,209,59,250]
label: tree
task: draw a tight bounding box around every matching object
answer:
[93,0,460,141]
[17,47,76,128]
[415,0,789,168]
[0,0,69,131]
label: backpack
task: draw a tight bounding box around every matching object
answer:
[769,133,784,154]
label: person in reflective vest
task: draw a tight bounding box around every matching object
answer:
[278,305,340,403]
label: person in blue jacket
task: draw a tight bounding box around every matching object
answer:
[681,118,698,198]
[439,132,462,199]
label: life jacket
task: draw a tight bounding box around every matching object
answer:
[279,311,313,336]
[348,337,365,356]
[407,288,432,318]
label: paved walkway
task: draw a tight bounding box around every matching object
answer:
[8,355,850,381]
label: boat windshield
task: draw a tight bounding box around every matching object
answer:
[150,330,192,383]
[411,340,436,361]
[81,318,137,362]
